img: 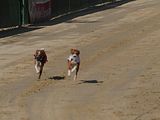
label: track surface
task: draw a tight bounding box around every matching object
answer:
[0,0,160,120]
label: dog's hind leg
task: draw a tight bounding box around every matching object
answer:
[74,64,79,80]
[73,75,77,80]
[38,63,44,79]
[68,70,71,76]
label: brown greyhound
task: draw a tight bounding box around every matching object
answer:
[34,48,48,79]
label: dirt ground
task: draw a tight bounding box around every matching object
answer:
[1,0,160,120]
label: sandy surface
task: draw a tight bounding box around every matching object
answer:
[1,0,160,120]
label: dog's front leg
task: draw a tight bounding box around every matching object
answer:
[35,61,40,73]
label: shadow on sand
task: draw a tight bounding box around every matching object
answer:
[0,0,135,38]
[0,26,43,38]
[80,80,103,84]
[49,76,65,80]
[32,0,135,26]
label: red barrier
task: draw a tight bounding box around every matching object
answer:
[29,0,51,23]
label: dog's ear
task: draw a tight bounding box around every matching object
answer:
[76,50,80,55]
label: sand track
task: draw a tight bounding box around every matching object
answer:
[1,0,160,120]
